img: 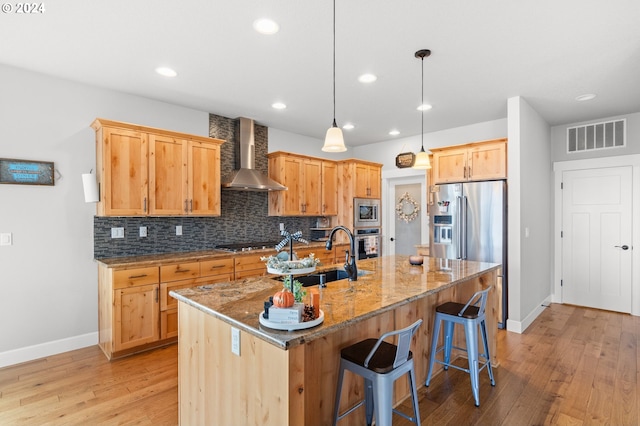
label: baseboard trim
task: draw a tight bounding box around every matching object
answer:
[506,296,552,334]
[0,332,98,368]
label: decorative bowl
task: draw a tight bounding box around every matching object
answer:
[408,255,424,266]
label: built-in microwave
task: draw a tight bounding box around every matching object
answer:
[353,197,381,228]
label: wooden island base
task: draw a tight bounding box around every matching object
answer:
[175,256,498,426]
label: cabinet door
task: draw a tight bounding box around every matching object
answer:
[188,141,221,216]
[149,135,188,215]
[467,142,507,181]
[282,156,303,215]
[354,162,371,198]
[432,148,467,183]
[367,165,381,199]
[295,246,334,266]
[114,284,159,351]
[302,159,322,215]
[102,128,149,215]
[321,161,338,216]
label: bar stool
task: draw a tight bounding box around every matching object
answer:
[425,287,495,407]
[333,319,423,426]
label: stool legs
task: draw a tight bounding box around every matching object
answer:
[464,321,481,406]
[425,314,441,387]
[364,378,374,426]
[481,320,496,387]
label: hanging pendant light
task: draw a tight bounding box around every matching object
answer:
[413,49,432,169]
[322,0,347,152]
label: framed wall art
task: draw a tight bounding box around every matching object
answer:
[0,158,55,186]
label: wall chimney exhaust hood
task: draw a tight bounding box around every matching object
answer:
[221,117,287,191]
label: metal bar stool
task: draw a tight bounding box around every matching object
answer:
[333,319,423,426]
[425,287,495,406]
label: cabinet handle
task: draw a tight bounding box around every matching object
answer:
[175,269,191,273]
[190,199,193,212]
[144,197,147,213]
[184,200,188,213]
[155,287,159,303]
[210,265,225,269]
[128,274,148,279]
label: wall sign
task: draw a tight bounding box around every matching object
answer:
[0,158,55,186]
[395,152,415,168]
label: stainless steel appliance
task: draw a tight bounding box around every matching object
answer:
[429,180,507,328]
[353,198,381,228]
[354,228,381,260]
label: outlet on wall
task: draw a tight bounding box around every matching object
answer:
[231,327,240,356]
[139,226,147,237]
[176,225,182,236]
[111,227,124,238]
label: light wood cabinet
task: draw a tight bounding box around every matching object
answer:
[99,265,161,359]
[431,139,507,184]
[234,252,275,279]
[321,161,338,216]
[268,152,338,217]
[92,118,224,217]
[294,246,335,266]
[354,161,381,199]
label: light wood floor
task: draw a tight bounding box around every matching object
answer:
[1,303,639,425]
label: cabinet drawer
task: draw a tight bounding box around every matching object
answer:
[234,253,272,272]
[113,266,159,289]
[161,261,200,282]
[161,278,199,311]
[200,258,235,278]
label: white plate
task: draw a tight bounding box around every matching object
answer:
[259,309,324,331]
[267,265,316,275]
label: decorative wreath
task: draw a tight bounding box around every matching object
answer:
[396,192,420,223]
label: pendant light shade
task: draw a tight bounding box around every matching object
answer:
[322,0,347,152]
[413,49,432,169]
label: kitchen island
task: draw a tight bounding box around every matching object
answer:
[170,255,500,425]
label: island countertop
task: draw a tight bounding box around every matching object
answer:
[170,255,500,350]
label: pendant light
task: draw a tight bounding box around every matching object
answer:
[322,0,347,152]
[413,49,432,169]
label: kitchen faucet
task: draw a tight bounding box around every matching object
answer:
[326,225,358,281]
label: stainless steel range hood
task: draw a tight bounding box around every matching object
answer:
[221,117,287,191]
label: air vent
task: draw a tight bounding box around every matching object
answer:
[567,119,625,153]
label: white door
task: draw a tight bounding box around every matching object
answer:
[562,166,633,312]
[384,175,428,256]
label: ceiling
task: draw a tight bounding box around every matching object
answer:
[1,0,639,147]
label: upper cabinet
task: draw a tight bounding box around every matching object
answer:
[431,138,507,184]
[92,118,224,217]
[353,161,381,198]
[267,152,337,217]
[335,159,383,236]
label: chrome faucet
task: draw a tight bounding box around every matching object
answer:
[325,225,358,281]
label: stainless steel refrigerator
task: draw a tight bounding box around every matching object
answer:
[429,180,507,328]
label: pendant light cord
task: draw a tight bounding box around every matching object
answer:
[332,0,337,126]
[420,54,425,152]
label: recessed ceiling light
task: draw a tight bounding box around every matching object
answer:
[272,102,287,110]
[342,123,355,130]
[389,130,400,136]
[358,74,377,84]
[417,104,432,111]
[575,93,596,102]
[253,18,279,35]
[155,67,177,77]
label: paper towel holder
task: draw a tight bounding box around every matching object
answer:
[82,169,99,203]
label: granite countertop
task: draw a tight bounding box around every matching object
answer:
[94,241,331,268]
[170,255,500,350]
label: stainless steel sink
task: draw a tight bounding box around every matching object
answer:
[279,268,372,287]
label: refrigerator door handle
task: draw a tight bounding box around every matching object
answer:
[456,195,463,259]
[461,195,468,259]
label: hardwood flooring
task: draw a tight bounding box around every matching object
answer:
[1,303,638,425]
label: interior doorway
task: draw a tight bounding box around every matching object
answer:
[382,170,429,256]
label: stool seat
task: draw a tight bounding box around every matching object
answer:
[341,338,413,374]
[333,319,422,426]
[425,287,495,407]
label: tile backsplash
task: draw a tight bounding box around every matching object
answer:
[93,113,318,259]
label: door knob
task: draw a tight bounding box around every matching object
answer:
[615,245,630,250]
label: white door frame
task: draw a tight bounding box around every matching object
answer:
[381,169,429,256]
[553,154,640,316]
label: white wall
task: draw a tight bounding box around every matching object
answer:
[506,96,552,333]
[0,64,209,367]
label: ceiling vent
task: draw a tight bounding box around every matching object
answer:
[567,119,625,153]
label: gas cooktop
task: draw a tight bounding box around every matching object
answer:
[214,242,281,253]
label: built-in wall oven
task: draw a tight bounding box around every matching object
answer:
[354,228,381,260]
